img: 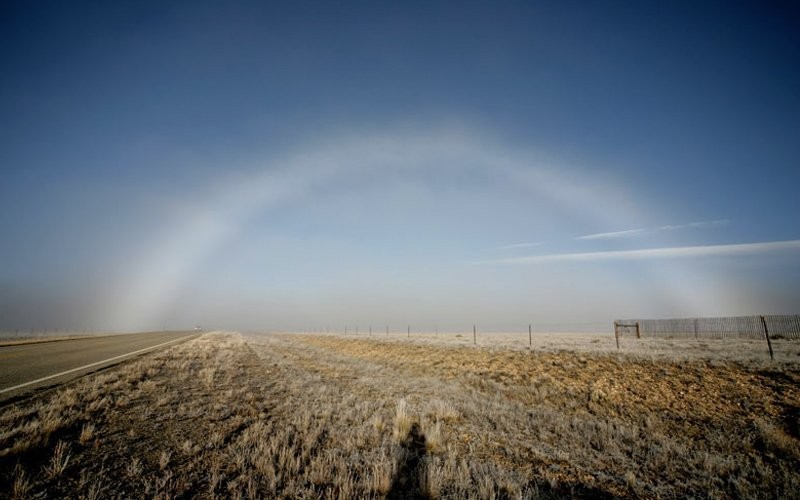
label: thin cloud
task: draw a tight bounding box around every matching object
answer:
[659,219,729,231]
[575,228,645,240]
[496,242,542,250]
[576,219,729,240]
[478,239,800,264]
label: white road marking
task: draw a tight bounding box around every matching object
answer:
[0,334,196,395]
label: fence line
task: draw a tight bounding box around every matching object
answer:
[614,314,800,340]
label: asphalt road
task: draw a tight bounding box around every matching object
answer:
[0,331,198,402]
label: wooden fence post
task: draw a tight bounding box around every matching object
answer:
[473,324,476,345]
[761,315,774,361]
[635,321,641,339]
[407,325,410,338]
[529,323,532,348]
[614,321,620,350]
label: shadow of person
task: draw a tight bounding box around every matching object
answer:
[388,422,427,499]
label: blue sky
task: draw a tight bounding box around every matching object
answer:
[1,1,799,332]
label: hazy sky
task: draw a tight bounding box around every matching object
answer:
[1,1,799,332]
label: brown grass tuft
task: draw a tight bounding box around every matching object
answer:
[393,398,413,442]
[158,450,171,470]
[11,465,31,499]
[43,440,70,479]
[78,422,95,444]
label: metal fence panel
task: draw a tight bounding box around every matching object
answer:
[615,315,800,340]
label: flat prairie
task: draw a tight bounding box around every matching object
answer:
[1,332,798,499]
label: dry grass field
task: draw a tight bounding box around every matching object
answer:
[1,332,799,499]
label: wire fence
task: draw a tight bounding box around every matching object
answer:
[614,314,800,340]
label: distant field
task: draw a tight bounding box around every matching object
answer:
[1,332,798,498]
[301,330,800,365]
